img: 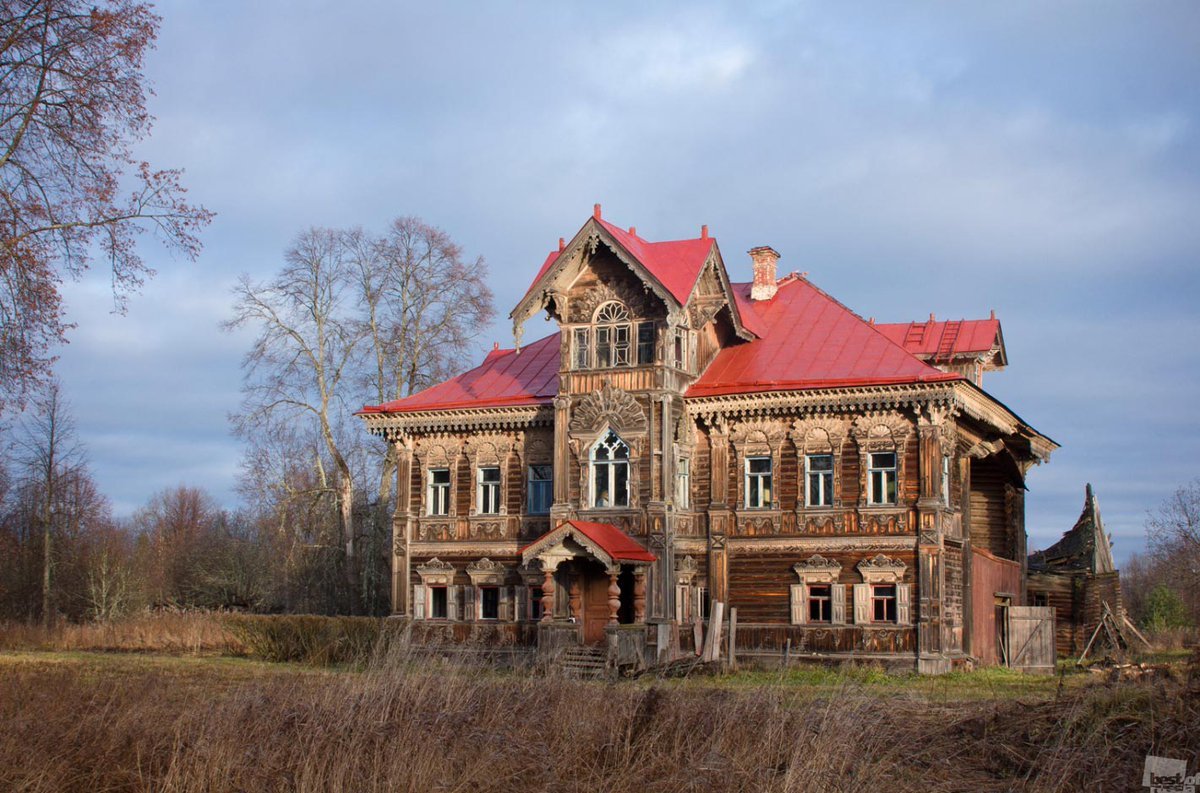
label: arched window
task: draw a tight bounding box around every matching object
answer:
[590,429,630,508]
[594,301,631,367]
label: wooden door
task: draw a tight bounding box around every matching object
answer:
[1008,606,1056,673]
[583,573,610,645]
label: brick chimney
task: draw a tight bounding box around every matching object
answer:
[749,246,781,301]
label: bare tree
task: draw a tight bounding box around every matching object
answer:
[12,378,84,625]
[349,218,493,610]
[0,0,212,411]
[1145,478,1200,622]
[226,228,366,604]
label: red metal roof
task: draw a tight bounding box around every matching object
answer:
[358,332,559,414]
[874,318,1001,358]
[522,219,714,307]
[687,277,961,398]
[520,520,657,563]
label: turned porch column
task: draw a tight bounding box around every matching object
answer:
[540,559,559,622]
[607,566,620,625]
[569,574,583,622]
[633,567,647,623]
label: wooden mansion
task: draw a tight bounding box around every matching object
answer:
[358,207,1059,674]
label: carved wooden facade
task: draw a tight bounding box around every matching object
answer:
[360,208,1057,673]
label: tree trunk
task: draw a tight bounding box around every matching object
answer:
[41,514,51,629]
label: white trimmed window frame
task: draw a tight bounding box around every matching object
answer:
[867,451,899,506]
[853,554,911,625]
[476,465,501,514]
[790,555,845,626]
[744,455,772,509]
[427,468,451,516]
[527,463,552,515]
[414,558,457,621]
[805,453,834,508]
[589,429,631,509]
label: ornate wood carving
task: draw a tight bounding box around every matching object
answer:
[607,568,620,625]
[676,555,699,585]
[793,555,842,584]
[857,553,907,583]
[466,558,506,586]
[570,382,648,437]
[415,558,456,586]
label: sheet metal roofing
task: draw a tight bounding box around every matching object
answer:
[686,278,960,398]
[361,222,965,415]
[357,332,560,414]
[522,218,715,307]
[874,318,1001,358]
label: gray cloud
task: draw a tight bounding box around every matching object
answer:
[46,1,1199,563]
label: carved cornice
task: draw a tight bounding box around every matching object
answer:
[793,554,842,583]
[791,416,849,453]
[362,405,553,437]
[851,411,913,446]
[688,384,956,423]
[729,419,787,451]
[415,557,456,585]
[569,382,648,437]
[465,557,507,586]
[463,434,515,464]
[722,536,916,555]
[857,553,907,583]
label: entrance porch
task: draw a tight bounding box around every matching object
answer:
[521,520,656,669]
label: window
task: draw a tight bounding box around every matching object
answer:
[941,455,951,507]
[805,454,834,507]
[744,456,772,509]
[527,464,552,515]
[590,430,630,508]
[675,457,690,509]
[430,586,448,620]
[479,587,499,620]
[672,329,687,370]
[428,468,451,515]
[594,302,631,368]
[808,584,832,623]
[1031,592,1048,608]
[868,452,897,505]
[529,586,543,621]
[636,321,655,365]
[477,466,501,514]
[871,584,897,623]
[573,327,590,369]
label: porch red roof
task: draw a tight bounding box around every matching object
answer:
[520,520,657,564]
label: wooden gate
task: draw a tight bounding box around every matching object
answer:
[1007,606,1056,673]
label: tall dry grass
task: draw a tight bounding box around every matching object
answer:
[1,634,1196,792]
[0,610,238,654]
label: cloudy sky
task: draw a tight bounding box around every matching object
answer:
[52,1,1199,563]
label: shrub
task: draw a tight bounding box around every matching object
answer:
[222,614,382,665]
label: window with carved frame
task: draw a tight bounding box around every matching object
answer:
[868,451,898,505]
[527,464,552,515]
[427,468,451,515]
[744,456,772,509]
[805,454,834,507]
[594,302,631,368]
[477,466,501,514]
[636,321,655,365]
[572,327,590,370]
[590,429,630,508]
[941,454,951,507]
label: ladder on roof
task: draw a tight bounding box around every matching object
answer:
[903,323,926,347]
[936,321,962,362]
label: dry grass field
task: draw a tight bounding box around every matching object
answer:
[0,614,1195,792]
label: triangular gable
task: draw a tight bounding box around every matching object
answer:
[510,212,756,343]
[520,520,656,566]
